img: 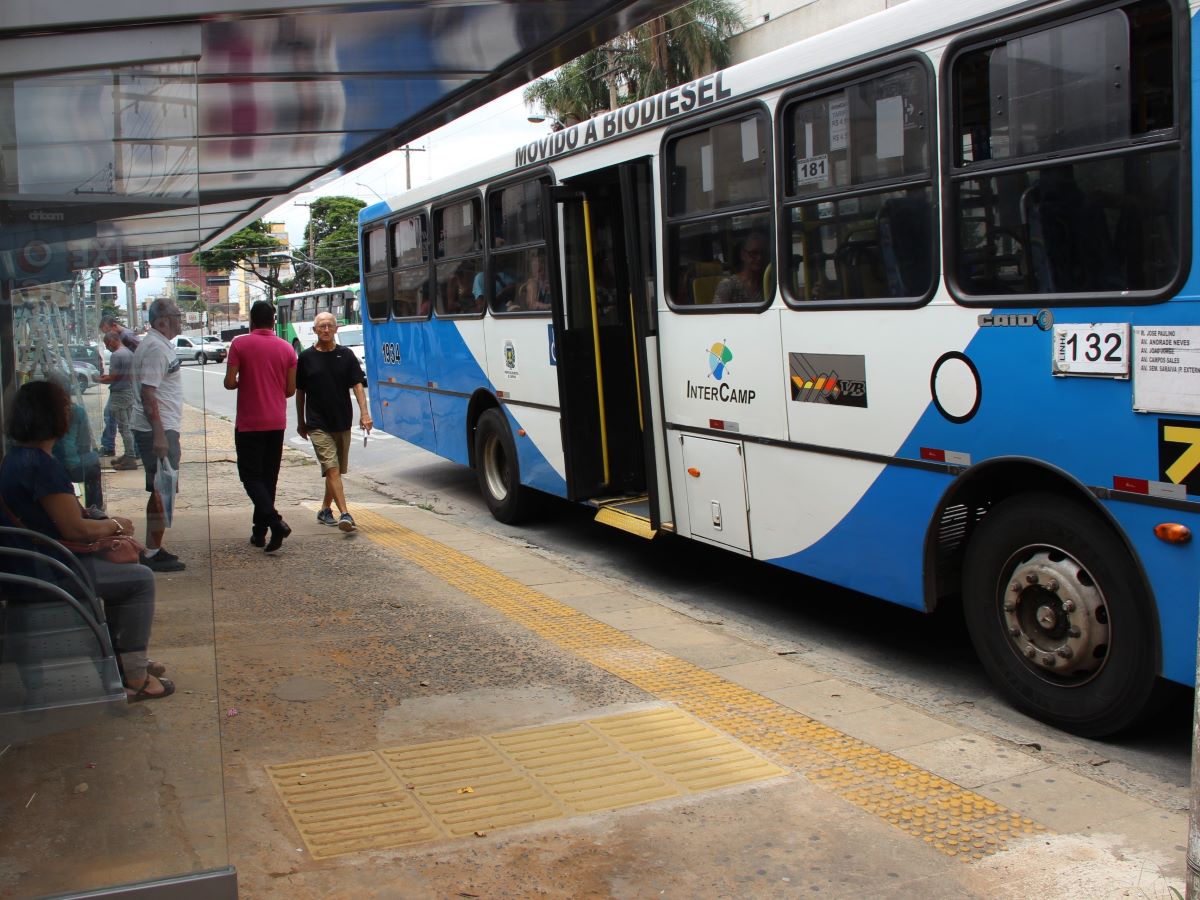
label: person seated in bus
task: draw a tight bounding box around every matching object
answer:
[473,266,517,310]
[713,232,770,303]
[445,262,483,314]
[510,250,551,311]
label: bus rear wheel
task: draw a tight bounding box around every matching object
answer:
[962,493,1158,737]
[474,408,530,524]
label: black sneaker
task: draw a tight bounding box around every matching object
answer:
[317,508,337,526]
[265,521,292,553]
[140,549,185,572]
[338,513,356,533]
[250,528,266,548]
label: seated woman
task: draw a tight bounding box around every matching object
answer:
[511,250,552,311]
[50,376,104,512]
[713,232,770,303]
[1,380,172,701]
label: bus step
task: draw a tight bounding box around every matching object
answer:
[593,498,657,540]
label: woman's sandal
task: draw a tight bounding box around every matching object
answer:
[126,676,175,702]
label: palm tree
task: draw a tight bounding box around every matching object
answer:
[524,0,745,127]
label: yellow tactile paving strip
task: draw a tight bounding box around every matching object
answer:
[268,708,787,858]
[348,507,1046,861]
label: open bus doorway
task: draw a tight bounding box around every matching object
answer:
[546,159,661,535]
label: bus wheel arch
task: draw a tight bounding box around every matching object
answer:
[929,460,1161,736]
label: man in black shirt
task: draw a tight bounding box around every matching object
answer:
[295,312,372,531]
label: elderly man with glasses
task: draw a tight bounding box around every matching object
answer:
[295,311,371,533]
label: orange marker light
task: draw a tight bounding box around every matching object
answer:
[517,429,526,437]
[1154,523,1191,544]
[687,467,701,478]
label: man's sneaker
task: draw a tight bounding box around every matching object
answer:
[140,549,185,572]
[338,513,357,533]
[317,508,337,526]
[99,448,116,457]
[112,455,139,470]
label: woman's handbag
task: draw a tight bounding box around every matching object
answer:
[0,475,144,564]
[60,534,144,564]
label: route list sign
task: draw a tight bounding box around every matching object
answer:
[1133,326,1200,414]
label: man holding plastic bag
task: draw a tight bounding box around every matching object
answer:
[131,298,186,572]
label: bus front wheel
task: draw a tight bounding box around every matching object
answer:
[474,408,529,524]
[962,493,1158,737]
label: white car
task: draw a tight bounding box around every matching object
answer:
[338,324,367,369]
[172,334,227,364]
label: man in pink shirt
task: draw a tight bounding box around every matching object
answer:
[224,301,297,552]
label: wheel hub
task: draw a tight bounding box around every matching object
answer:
[1001,548,1109,683]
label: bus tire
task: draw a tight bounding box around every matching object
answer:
[474,408,529,524]
[962,492,1158,737]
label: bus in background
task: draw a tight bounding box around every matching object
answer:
[274,283,361,353]
[358,0,1197,738]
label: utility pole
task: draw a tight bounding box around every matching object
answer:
[295,200,317,290]
[399,144,426,191]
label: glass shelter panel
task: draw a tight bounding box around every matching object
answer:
[0,62,231,897]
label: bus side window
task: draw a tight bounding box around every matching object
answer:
[665,112,773,309]
[392,213,429,319]
[363,226,390,320]
[432,199,484,316]
[948,0,1181,300]
[781,64,934,305]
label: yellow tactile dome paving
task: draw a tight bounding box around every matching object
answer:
[271,507,1045,861]
[268,708,787,858]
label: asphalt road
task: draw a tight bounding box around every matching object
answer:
[182,362,1195,804]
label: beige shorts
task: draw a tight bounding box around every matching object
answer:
[310,429,351,474]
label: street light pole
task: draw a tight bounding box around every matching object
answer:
[267,251,333,288]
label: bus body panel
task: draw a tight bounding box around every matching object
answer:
[427,319,490,465]
[367,319,433,448]
[657,311,788,439]
[754,451,940,611]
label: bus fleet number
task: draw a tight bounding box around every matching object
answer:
[382,342,402,365]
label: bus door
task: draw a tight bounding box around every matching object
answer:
[545,159,661,537]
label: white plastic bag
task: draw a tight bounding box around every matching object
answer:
[154,457,177,528]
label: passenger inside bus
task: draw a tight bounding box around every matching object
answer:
[713,232,770,303]
[510,250,551,311]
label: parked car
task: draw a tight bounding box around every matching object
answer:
[172,334,226,364]
[199,335,228,358]
[69,342,104,376]
[58,359,100,393]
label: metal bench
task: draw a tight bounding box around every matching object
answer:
[0,527,126,745]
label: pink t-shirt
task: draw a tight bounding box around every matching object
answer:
[227,329,297,431]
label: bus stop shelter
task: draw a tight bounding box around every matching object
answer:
[0,2,675,896]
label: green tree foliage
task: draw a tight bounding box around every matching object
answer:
[524,0,745,127]
[297,196,366,288]
[192,220,289,294]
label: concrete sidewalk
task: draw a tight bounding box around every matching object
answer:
[0,399,1188,898]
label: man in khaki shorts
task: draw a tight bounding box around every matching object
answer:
[295,312,371,531]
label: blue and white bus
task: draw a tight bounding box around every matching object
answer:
[360,0,1198,737]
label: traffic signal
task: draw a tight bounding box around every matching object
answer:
[138,260,150,279]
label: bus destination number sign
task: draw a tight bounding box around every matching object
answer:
[1051,323,1130,378]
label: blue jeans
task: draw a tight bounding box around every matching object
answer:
[100,395,116,452]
